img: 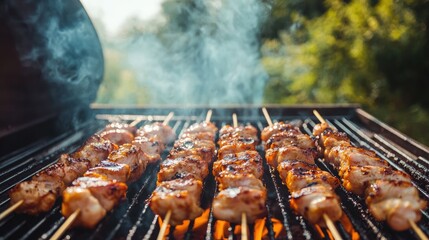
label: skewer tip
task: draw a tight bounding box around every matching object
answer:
[232,113,238,128]
[162,112,174,126]
[0,200,23,221]
[313,110,326,124]
[323,213,342,240]
[157,210,172,240]
[50,209,81,240]
[205,109,213,123]
[129,117,143,127]
[261,107,273,127]
[409,220,429,240]
[241,212,248,240]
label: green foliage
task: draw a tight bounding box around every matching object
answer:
[95,49,150,105]
[261,0,429,145]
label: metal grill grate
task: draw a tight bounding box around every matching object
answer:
[0,106,428,239]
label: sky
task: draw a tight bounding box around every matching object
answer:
[80,0,165,36]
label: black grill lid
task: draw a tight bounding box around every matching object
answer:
[0,0,103,154]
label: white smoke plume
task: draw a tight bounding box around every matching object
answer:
[124,0,269,105]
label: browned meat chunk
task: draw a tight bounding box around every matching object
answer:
[136,122,176,144]
[99,129,134,145]
[84,160,131,183]
[212,187,267,224]
[149,178,204,226]
[157,155,209,183]
[108,143,148,182]
[62,187,107,228]
[290,184,342,226]
[366,179,427,231]
[9,180,65,215]
[261,122,301,143]
[213,150,263,179]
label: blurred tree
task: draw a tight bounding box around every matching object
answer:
[261,0,429,144]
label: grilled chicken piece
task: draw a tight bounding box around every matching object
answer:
[265,146,317,167]
[157,155,209,183]
[72,176,127,210]
[217,137,258,151]
[213,151,263,179]
[149,178,204,226]
[284,168,340,191]
[32,156,90,187]
[219,125,258,140]
[180,131,215,141]
[217,143,256,159]
[218,125,259,146]
[265,132,316,151]
[342,166,411,195]
[325,146,389,172]
[290,184,342,226]
[170,138,216,162]
[366,179,427,231]
[136,122,176,144]
[132,136,164,163]
[216,171,264,191]
[212,187,267,224]
[277,160,317,174]
[108,143,148,182]
[84,160,131,183]
[261,122,301,143]
[318,130,350,153]
[182,121,218,135]
[9,180,65,215]
[336,148,388,176]
[62,187,106,228]
[104,122,137,134]
[312,122,332,137]
[99,128,134,145]
[72,135,117,167]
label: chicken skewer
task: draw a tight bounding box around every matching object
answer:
[212,113,266,240]
[50,113,175,240]
[313,110,428,237]
[262,108,342,240]
[234,113,248,240]
[2,123,132,220]
[153,110,216,240]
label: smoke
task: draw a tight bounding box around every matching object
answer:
[124,0,269,105]
[6,0,103,103]
[4,0,104,131]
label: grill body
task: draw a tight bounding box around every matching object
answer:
[0,105,428,240]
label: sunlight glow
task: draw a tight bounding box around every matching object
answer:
[80,0,165,36]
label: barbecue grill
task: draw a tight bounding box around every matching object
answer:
[0,105,428,239]
[1,1,429,239]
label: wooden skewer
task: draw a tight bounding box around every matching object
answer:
[50,209,81,240]
[157,210,172,240]
[315,109,428,239]
[0,200,23,221]
[206,109,213,123]
[163,112,175,125]
[409,220,429,240]
[313,110,326,124]
[231,113,248,239]
[262,107,273,127]
[50,113,175,239]
[241,212,248,240]
[323,213,342,240]
[260,109,341,238]
[232,113,238,128]
[130,117,143,127]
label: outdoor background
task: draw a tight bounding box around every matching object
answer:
[81,0,429,145]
